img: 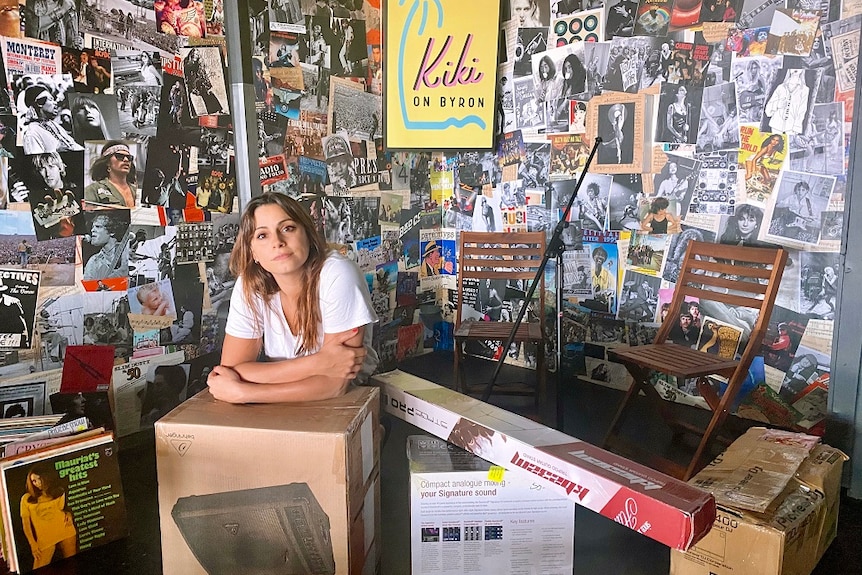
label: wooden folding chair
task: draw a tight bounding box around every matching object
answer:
[604,241,788,480]
[453,232,547,407]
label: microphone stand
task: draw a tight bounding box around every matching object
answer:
[481,138,603,426]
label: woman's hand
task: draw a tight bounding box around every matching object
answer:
[316,329,366,379]
[31,545,42,563]
[207,365,251,404]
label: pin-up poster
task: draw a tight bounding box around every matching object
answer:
[384,0,501,149]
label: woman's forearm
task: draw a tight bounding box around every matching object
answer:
[240,374,350,403]
[231,354,319,385]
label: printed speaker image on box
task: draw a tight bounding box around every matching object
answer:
[171,483,335,575]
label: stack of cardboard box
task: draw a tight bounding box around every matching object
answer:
[670,427,848,575]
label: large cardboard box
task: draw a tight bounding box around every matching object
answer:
[373,370,716,551]
[670,429,848,575]
[155,386,380,575]
[408,435,576,575]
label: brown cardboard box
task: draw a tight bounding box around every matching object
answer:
[155,386,380,575]
[374,370,716,551]
[670,431,847,575]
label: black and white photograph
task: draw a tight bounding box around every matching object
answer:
[472,192,503,233]
[617,270,661,323]
[128,225,177,287]
[269,0,303,28]
[662,225,716,283]
[572,173,612,232]
[80,0,181,54]
[513,76,545,131]
[0,382,46,418]
[534,44,588,134]
[154,73,200,144]
[518,142,551,189]
[0,268,40,349]
[696,83,740,153]
[25,151,86,240]
[596,101,634,165]
[81,290,132,357]
[330,18,367,78]
[788,102,845,176]
[180,47,229,117]
[798,251,840,320]
[761,67,819,135]
[604,36,649,93]
[67,93,122,145]
[704,41,732,86]
[80,210,131,281]
[328,77,381,142]
[256,110,287,159]
[730,55,783,124]
[24,0,82,49]
[651,154,700,214]
[111,50,163,88]
[655,83,702,145]
[762,170,835,247]
[322,131,357,195]
[510,0,551,27]
[607,173,643,231]
[513,27,548,78]
[14,75,83,155]
[604,0,638,39]
[116,84,161,136]
[583,41,610,97]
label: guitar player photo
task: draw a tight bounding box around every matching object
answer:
[652,155,699,208]
[81,211,131,281]
[764,170,835,246]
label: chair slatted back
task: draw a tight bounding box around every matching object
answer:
[456,232,546,329]
[654,241,788,366]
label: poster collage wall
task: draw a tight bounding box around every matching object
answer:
[0,0,855,437]
[242,0,851,435]
[0,0,237,435]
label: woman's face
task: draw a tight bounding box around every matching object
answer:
[540,59,550,78]
[75,102,102,127]
[250,203,311,279]
[30,473,43,490]
[512,0,532,25]
[563,60,573,79]
[738,211,758,235]
[677,86,687,99]
[668,162,678,175]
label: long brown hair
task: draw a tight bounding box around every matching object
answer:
[229,193,330,354]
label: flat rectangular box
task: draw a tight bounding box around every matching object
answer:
[670,437,847,575]
[156,386,380,575]
[373,370,715,551]
[408,435,576,575]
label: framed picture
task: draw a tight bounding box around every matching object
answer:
[383,0,501,150]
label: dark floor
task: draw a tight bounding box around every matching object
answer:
[24,351,862,574]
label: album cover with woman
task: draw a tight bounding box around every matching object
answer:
[586,91,645,174]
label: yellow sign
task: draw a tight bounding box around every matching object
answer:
[384,0,501,150]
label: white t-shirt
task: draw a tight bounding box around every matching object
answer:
[226,253,379,380]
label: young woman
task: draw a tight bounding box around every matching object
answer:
[640,196,680,234]
[719,204,763,246]
[663,84,690,143]
[69,96,110,145]
[207,193,378,404]
[20,463,77,569]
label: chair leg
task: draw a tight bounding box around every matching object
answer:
[684,377,738,480]
[603,364,647,448]
[453,338,463,393]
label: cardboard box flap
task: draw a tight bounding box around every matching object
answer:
[689,427,820,513]
[162,387,377,434]
[795,445,848,498]
[375,370,716,551]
